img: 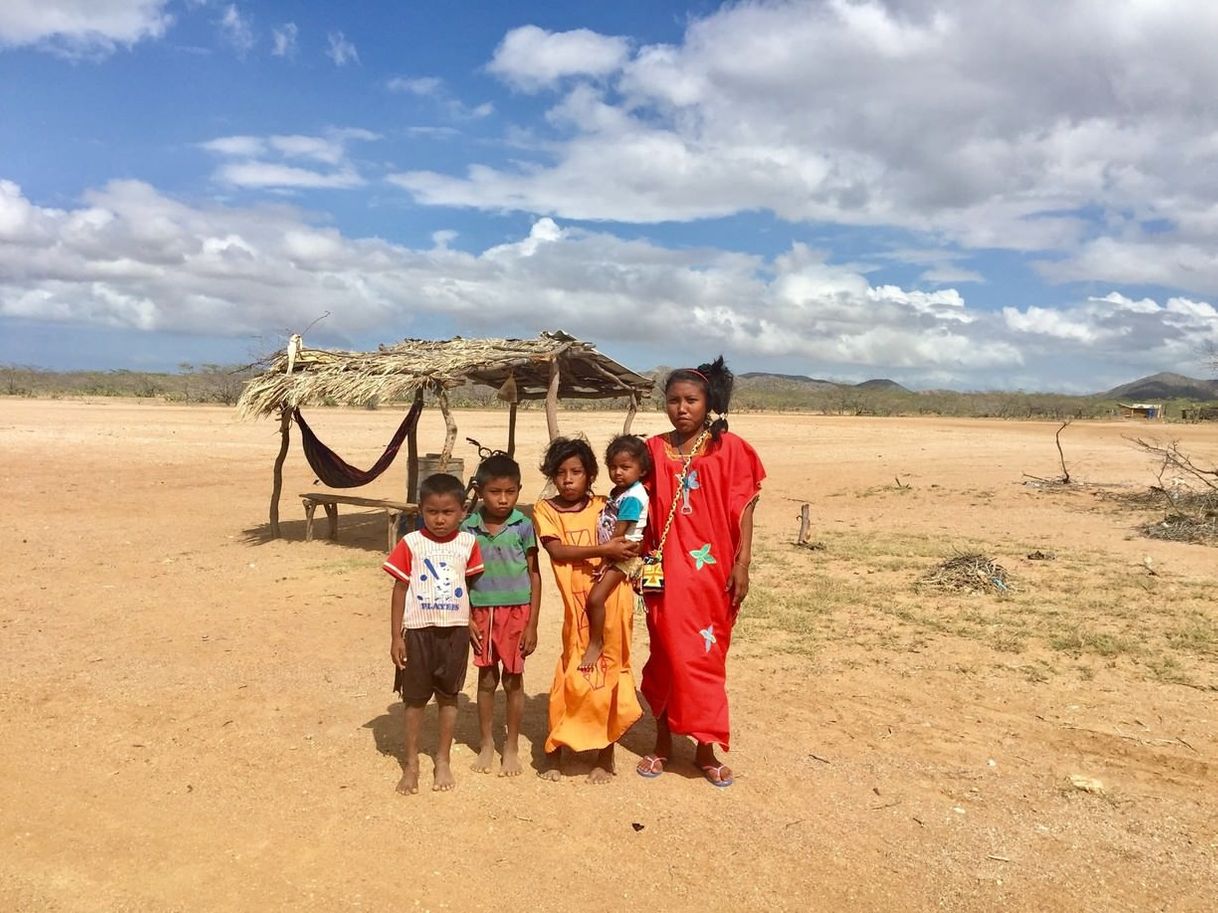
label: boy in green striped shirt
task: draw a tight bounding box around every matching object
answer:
[462,454,542,777]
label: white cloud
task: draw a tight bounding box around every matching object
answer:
[271,21,296,58]
[0,0,171,57]
[387,76,443,96]
[200,129,378,190]
[5,177,1214,387]
[393,0,1218,297]
[213,162,363,190]
[326,30,357,66]
[218,3,253,55]
[387,75,494,120]
[488,25,631,92]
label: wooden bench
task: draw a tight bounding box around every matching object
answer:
[300,493,418,550]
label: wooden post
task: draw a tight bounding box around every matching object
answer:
[623,393,638,434]
[438,388,458,471]
[406,389,422,501]
[545,357,560,441]
[507,401,518,457]
[269,408,291,538]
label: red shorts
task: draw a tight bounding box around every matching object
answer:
[470,604,532,675]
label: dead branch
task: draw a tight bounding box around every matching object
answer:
[1128,437,1218,493]
[1055,419,1073,483]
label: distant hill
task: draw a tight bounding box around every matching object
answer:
[736,372,838,391]
[1103,372,1218,402]
[738,372,910,393]
[854,378,911,393]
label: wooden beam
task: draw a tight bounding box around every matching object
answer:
[269,408,292,538]
[507,401,518,457]
[545,357,560,441]
[623,393,638,434]
[438,388,458,471]
[406,389,422,501]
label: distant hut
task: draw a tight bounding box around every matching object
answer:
[237,330,654,538]
[1118,402,1164,420]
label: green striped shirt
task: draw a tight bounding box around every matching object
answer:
[460,508,536,607]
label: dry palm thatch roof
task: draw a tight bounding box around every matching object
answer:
[237,330,653,418]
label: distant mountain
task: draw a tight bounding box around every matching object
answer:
[1103,372,1218,401]
[736,372,839,391]
[854,378,911,393]
[738,372,912,392]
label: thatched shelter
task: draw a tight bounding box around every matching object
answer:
[238,330,654,537]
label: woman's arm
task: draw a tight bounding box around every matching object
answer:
[727,497,758,606]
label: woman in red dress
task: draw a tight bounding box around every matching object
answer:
[637,357,765,787]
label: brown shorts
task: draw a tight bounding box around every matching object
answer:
[393,626,469,706]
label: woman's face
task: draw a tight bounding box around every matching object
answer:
[666,380,708,435]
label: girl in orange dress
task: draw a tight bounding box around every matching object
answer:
[533,437,642,783]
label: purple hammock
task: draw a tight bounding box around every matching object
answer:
[293,397,424,488]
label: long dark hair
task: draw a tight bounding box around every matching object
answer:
[539,435,598,484]
[665,355,734,441]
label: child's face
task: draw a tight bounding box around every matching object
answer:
[551,455,590,504]
[666,380,708,435]
[420,492,464,537]
[607,451,643,489]
[479,475,520,521]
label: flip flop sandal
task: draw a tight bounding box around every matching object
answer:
[700,764,734,788]
[636,755,667,779]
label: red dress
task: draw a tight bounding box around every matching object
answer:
[641,431,765,750]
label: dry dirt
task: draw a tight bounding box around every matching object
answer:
[2,399,1216,913]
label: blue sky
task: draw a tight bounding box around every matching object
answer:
[2,1,1218,391]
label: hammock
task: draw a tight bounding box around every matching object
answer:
[293,398,424,488]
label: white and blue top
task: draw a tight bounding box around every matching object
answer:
[597,480,649,545]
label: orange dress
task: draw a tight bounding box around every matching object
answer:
[534,495,642,753]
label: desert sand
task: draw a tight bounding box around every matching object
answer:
[1,398,1215,912]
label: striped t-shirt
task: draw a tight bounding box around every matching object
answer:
[383,529,484,629]
[460,508,537,608]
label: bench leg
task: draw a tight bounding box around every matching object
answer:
[387,511,398,551]
[324,503,339,540]
[304,502,317,541]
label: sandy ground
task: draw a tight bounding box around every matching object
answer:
[1,399,1216,913]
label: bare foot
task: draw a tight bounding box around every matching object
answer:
[588,746,614,784]
[500,747,523,778]
[578,639,603,673]
[472,744,495,774]
[538,749,561,781]
[433,758,456,792]
[395,762,419,796]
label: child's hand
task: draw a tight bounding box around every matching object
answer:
[469,618,484,654]
[390,634,407,669]
[520,626,538,657]
[603,536,640,561]
[726,561,750,607]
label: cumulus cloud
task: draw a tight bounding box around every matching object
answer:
[487,25,631,91]
[271,21,296,57]
[0,0,171,57]
[4,177,1214,388]
[326,30,357,66]
[218,4,253,55]
[200,128,378,190]
[393,0,1218,297]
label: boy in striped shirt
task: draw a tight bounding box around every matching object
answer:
[384,473,484,795]
[461,455,542,778]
